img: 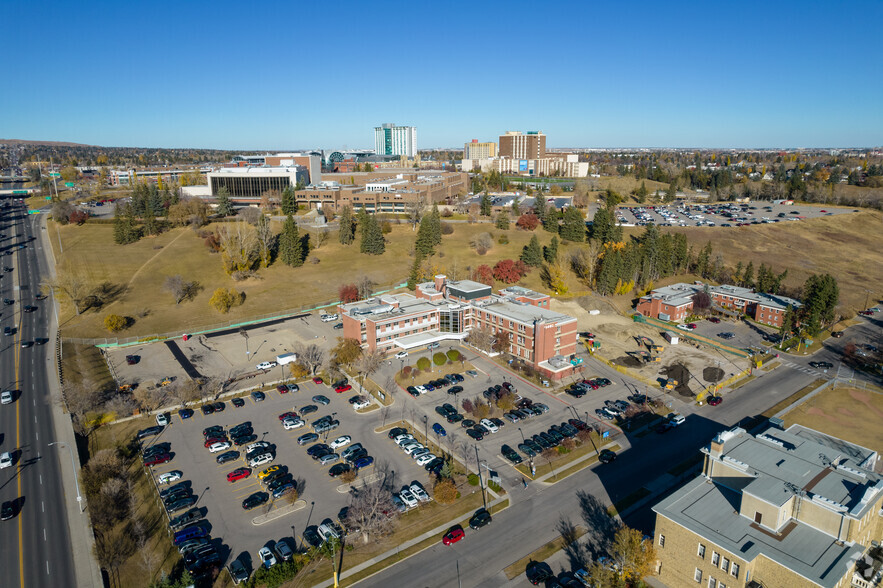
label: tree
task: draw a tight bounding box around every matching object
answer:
[217,221,259,274]
[516,212,540,231]
[345,472,399,544]
[742,261,755,289]
[339,283,359,303]
[492,331,511,354]
[163,275,197,304]
[466,325,495,352]
[635,181,649,203]
[281,186,297,215]
[52,201,75,224]
[665,180,677,201]
[295,343,325,375]
[493,259,528,283]
[432,478,458,505]
[255,213,275,267]
[359,209,385,255]
[610,526,657,585]
[113,203,141,245]
[780,304,796,338]
[479,193,492,216]
[559,207,586,242]
[533,192,547,221]
[543,236,559,263]
[471,264,494,286]
[215,187,234,216]
[800,273,839,335]
[46,273,89,315]
[415,212,438,258]
[104,314,128,332]
[691,287,712,313]
[541,262,568,294]
[278,215,305,267]
[520,235,544,267]
[331,338,362,368]
[357,275,375,300]
[338,205,355,245]
[209,287,241,314]
[355,347,383,386]
[495,211,510,230]
[589,206,621,244]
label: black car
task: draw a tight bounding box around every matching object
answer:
[599,449,617,464]
[388,427,408,439]
[460,419,475,429]
[200,404,215,415]
[344,448,368,464]
[125,354,140,365]
[300,404,319,415]
[501,444,522,465]
[212,401,225,412]
[466,428,484,441]
[468,508,492,529]
[268,474,295,493]
[142,443,171,458]
[178,408,194,419]
[232,434,258,446]
[1,500,14,520]
[242,491,269,510]
[231,397,245,408]
[311,447,333,461]
[137,425,164,440]
[809,361,833,369]
[162,489,193,506]
[203,425,225,437]
[229,422,253,437]
[23,305,37,313]
[169,508,203,531]
[406,386,420,398]
[526,561,554,585]
[303,525,322,548]
[446,413,464,424]
[251,391,266,402]
[628,394,647,405]
[329,463,352,477]
[447,385,463,395]
[307,443,331,457]
[166,495,197,514]
[216,450,240,464]
[2,298,13,306]
[565,387,586,398]
[518,443,537,457]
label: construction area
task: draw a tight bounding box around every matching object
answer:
[551,296,752,398]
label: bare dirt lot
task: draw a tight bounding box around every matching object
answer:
[783,384,883,457]
[551,297,750,397]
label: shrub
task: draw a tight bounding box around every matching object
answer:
[381,221,392,234]
[493,259,528,284]
[467,473,479,486]
[471,265,494,285]
[432,352,447,366]
[446,349,461,362]
[497,235,509,245]
[441,222,454,235]
[557,445,569,455]
[416,357,431,371]
[209,287,242,314]
[441,208,453,217]
[472,403,490,419]
[461,398,474,414]
[104,314,129,332]
[516,213,540,230]
[339,283,359,303]
[69,210,89,225]
[401,365,412,377]
[411,368,421,377]
[433,478,458,504]
[340,469,358,483]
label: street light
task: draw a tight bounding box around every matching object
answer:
[474,444,486,509]
[49,442,82,513]
[422,415,428,445]
[517,427,525,444]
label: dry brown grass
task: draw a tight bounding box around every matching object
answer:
[783,384,883,455]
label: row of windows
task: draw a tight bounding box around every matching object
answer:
[697,544,739,579]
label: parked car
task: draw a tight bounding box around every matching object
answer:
[231,397,245,408]
[707,396,722,406]
[313,394,331,405]
[256,361,277,370]
[251,391,266,402]
[258,547,277,569]
[297,433,319,445]
[157,471,183,485]
[598,449,617,464]
[216,450,240,464]
[226,468,252,482]
[442,526,465,545]
[469,508,492,529]
[432,423,447,437]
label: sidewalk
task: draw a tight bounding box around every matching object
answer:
[39,213,104,588]
[313,494,509,588]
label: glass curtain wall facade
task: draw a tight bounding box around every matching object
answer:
[210,176,292,197]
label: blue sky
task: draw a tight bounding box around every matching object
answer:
[3,0,881,149]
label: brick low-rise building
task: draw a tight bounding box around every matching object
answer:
[338,276,578,380]
[636,283,801,328]
[653,424,883,588]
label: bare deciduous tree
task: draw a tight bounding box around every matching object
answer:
[217,221,259,273]
[45,273,90,315]
[237,206,261,224]
[344,463,399,544]
[63,382,105,435]
[295,343,325,375]
[255,213,275,267]
[405,194,427,230]
[355,347,383,384]
[133,386,167,413]
[163,274,198,305]
[466,324,494,352]
[356,275,375,300]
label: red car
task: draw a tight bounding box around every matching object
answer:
[334,384,352,393]
[143,453,171,467]
[226,467,252,482]
[687,323,697,329]
[312,377,324,385]
[204,437,227,448]
[859,310,874,316]
[442,527,465,545]
[276,384,290,394]
[707,317,721,323]
[707,396,723,406]
[581,379,600,390]
[278,411,298,421]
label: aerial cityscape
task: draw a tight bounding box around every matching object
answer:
[1,2,881,588]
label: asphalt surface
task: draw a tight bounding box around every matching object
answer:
[0,202,76,587]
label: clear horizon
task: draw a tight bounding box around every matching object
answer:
[3,0,882,150]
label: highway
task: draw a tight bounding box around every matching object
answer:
[0,201,76,588]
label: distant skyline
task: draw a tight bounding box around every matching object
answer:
[3,1,882,150]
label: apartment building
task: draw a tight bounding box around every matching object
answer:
[374,123,418,157]
[653,424,883,588]
[636,283,801,327]
[338,276,578,379]
[464,140,496,160]
[499,131,546,160]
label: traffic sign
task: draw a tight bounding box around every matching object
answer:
[64,182,75,188]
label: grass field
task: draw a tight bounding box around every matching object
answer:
[783,384,883,455]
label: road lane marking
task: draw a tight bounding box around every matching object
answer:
[46,561,49,575]
[39,474,42,485]
[42,501,44,512]
[43,528,46,541]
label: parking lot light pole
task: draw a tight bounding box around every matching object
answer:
[49,442,82,513]
[423,415,428,444]
[474,444,486,509]
[517,427,525,444]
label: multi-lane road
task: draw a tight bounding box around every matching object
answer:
[0,201,76,587]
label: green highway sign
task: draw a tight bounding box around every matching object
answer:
[46,196,52,200]
[64,182,75,187]
[13,190,29,195]
[28,210,40,214]
[49,172,60,177]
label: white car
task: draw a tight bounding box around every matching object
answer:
[320,313,338,322]
[317,522,340,541]
[394,351,408,359]
[157,471,183,485]
[256,361,277,371]
[282,418,305,430]
[258,547,277,569]
[414,385,427,395]
[329,435,352,450]
[352,398,370,410]
[399,489,418,508]
[208,441,231,453]
[394,434,414,446]
[480,418,499,433]
[247,441,271,453]
[403,443,425,456]
[249,453,274,468]
[156,413,169,426]
[409,483,431,502]
[0,390,12,404]
[411,448,431,460]
[676,324,690,331]
[0,452,12,468]
[415,453,437,466]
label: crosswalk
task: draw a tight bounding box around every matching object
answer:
[779,360,823,377]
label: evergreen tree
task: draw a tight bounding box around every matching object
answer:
[635,181,648,203]
[281,186,297,215]
[216,187,234,217]
[143,207,159,236]
[338,205,355,245]
[520,235,543,267]
[543,236,559,263]
[590,206,622,244]
[113,203,141,245]
[148,188,164,216]
[596,250,622,295]
[695,242,713,278]
[415,214,436,258]
[495,211,510,230]
[801,273,839,333]
[665,181,677,202]
[359,210,385,255]
[559,207,586,242]
[543,208,560,233]
[511,198,520,216]
[533,193,547,221]
[780,305,796,339]
[673,233,689,273]
[278,214,304,267]
[479,193,492,216]
[428,204,442,246]
[733,261,744,286]
[742,261,755,289]
[407,257,420,290]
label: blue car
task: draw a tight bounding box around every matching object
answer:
[432,423,447,437]
[353,456,374,470]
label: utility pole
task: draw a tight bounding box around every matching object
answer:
[474,444,486,509]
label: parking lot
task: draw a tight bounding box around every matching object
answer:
[611,200,856,228]
[681,315,777,352]
[140,376,441,576]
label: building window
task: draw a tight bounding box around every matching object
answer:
[698,544,706,558]
[721,558,729,573]
[730,564,739,579]
[711,552,720,566]
[658,535,665,548]
[694,569,703,583]
[707,578,717,588]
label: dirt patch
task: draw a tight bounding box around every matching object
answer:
[703,366,725,383]
[661,363,694,397]
[615,355,643,368]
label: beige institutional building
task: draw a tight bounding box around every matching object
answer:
[653,424,883,588]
